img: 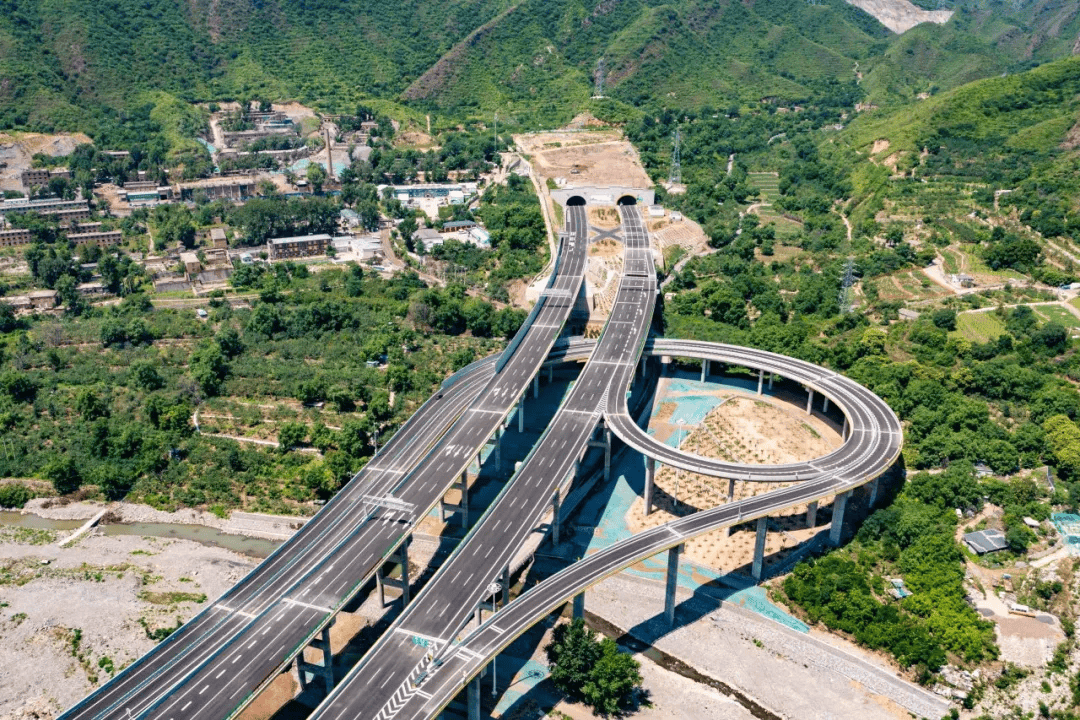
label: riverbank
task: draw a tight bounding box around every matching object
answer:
[21,498,310,543]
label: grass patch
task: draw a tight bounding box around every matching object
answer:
[1034,305,1080,331]
[139,591,207,606]
[955,312,1008,343]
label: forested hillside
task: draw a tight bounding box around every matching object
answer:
[2,0,1080,135]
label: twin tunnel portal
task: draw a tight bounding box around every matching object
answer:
[59,198,902,720]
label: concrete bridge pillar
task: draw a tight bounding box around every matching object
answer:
[822,396,830,413]
[533,375,539,399]
[548,364,554,384]
[725,478,737,536]
[700,359,709,382]
[664,544,683,626]
[752,517,768,581]
[518,396,525,433]
[376,538,410,606]
[768,373,774,390]
[830,491,851,546]
[806,500,818,528]
[501,565,511,609]
[757,368,764,395]
[440,472,470,527]
[842,416,849,440]
[806,388,815,415]
[552,491,561,547]
[640,355,647,379]
[468,676,481,720]
[572,592,585,619]
[296,623,334,694]
[587,422,612,481]
[644,456,656,516]
[868,476,879,508]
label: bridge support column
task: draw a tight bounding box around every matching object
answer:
[552,491,561,547]
[588,422,612,481]
[644,457,656,516]
[640,355,647,379]
[518,396,525,433]
[440,472,469,526]
[548,364,554,384]
[752,517,768,581]
[725,478,736,536]
[805,388,814,415]
[757,368,764,395]
[468,676,481,720]
[842,417,849,440]
[868,476,879,508]
[491,427,502,473]
[822,397,830,413]
[664,544,683,626]
[806,501,818,528]
[769,373,774,390]
[572,592,585,619]
[376,538,410,607]
[296,623,334,694]
[830,491,851,546]
[700,359,709,382]
[533,375,539,399]
[502,565,511,609]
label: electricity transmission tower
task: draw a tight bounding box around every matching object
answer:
[839,257,856,314]
[593,57,605,98]
[669,126,682,185]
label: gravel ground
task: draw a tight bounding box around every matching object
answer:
[0,527,255,720]
[582,572,950,720]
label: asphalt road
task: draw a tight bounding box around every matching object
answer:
[371,342,904,720]
[60,206,591,720]
[305,204,657,720]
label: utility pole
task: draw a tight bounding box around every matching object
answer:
[668,126,682,185]
[838,257,856,314]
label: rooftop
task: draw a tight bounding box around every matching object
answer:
[269,234,333,245]
[963,529,1009,555]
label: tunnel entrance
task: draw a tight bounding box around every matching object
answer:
[616,195,637,206]
[566,195,586,207]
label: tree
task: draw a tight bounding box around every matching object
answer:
[130,361,164,391]
[278,422,307,453]
[546,619,642,715]
[45,456,83,495]
[931,309,957,331]
[190,342,229,396]
[582,638,644,716]
[307,162,328,194]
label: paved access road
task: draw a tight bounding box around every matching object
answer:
[305,204,657,720]
[60,206,590,720]
[376,339,903,720]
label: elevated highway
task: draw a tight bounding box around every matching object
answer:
[59,207,591,720]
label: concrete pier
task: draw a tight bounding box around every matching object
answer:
[376,539,410,606]
[296,624,334,694]
[644,457,656,516]
[572,593,584,619]
[700,359,709,382]
[440,472,469,526]
[664,544,683,626]
[468,677,480,720]
[518,396,524,433]
[552,491,561,546]
[868,476,879,508]
[533,375,539,399]
[806,500,818,528]
[768,373,774,390]
[757,368,764,395]
[806,388,814,415]
[752,517,768,580]
[830,491,851,546]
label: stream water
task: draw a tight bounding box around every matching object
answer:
[0,510,282,558]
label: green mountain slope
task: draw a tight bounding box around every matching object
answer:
[1,0,1080,134]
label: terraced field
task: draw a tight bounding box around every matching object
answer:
[955,311,1008,343]
[747,172,781,203]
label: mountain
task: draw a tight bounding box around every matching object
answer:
[1,0,1079,135]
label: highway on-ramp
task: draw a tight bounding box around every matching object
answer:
[60,206,591,720]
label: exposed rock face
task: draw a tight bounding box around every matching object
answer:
[845,0,953,34]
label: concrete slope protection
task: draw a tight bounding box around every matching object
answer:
[59,207,591,720]
[370,346,903,720]
[304,205,658,720]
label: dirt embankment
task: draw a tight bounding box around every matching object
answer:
[844,0,952,34]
